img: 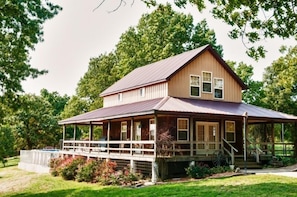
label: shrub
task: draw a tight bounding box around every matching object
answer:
[210,165,231,174]
[60,156,86,180]
[76,159,102,182]
[49,156,64,176]
[185,162,211,179]
[95,160,117,185]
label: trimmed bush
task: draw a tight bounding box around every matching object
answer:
[76,159,102,182]
[59,156,86,180]
[185,162,211,179]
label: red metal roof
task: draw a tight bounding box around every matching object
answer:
[100,45,247,97]
[59,97,297,125]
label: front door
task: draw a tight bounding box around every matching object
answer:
[196,122,220,155]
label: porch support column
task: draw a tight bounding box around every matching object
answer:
[154,113,158,158]
[62,125,66,150]
[130,159,135,173]
[89,123,93,141]
[271,123,275,155]
[107,121,111,154]
[130,118,134,155]
[190,117,194,156]
[243,112,248,174]
[73,124,77,140]
[151,160,158,183]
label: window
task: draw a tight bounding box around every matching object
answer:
[121,121,127,140]
[118,93,123,102]
[214,78,224,99]
[140,87,145,97]
[202,72,212,93]
[190,75,200,97]
[149,119,156,140]
[177,118,189,141]
[225,121,235,142]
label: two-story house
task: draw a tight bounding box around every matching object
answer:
[59,45,297,181]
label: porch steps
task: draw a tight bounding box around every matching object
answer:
[234,156,263,169]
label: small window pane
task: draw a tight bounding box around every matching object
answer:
[226,132,235,142]
[203,83,211,92]
[203,72,211,82]
[191,87,200,96]
[178,119,188,130]
[215,89,223,98]
[190,76,199,86]
[178,131,188,140]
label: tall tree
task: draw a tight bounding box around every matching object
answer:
[40,89,70,116]
[0,1,61,95]
[263,45,297,115]
[228,61,265,106]
[12,94,59,150]
[0,125,14,166]
[76,4,223,110]
[142,0,297,59]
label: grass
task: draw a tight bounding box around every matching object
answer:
[1,158,297,197]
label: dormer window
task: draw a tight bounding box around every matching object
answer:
[214,78,224,99]
[140,87,145,97]
[202,71,212,93]
[190,75,200,97]
[118,93,123,102]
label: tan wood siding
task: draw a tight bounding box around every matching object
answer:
[168,51,242,102]
[103,82,168,107]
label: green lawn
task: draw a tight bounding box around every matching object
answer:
[1,158,297,197]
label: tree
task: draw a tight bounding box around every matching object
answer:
[40,89,70,116]
[60,96,90,119]
[0,125,15,166]
[76,4,223,109]
[99,0,297,59]
[0,1,61,95]
[12,94,59,150]
[263,45,297,115]
[228,61,265,106]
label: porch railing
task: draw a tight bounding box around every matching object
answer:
[63,140,155,156]
[247,139,264,163]
[222,138,238,165]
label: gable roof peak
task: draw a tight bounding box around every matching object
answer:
[100,45,246,96]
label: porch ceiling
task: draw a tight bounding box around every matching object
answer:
[59,97,297,125]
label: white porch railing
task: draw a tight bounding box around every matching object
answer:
[222,138,238,165]
[63,140,155,156]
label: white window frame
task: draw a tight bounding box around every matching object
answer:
[140,87,145,97]
[121,121,127,141]
[190,75,200,97]
[214,78,224,99]
[177,118,189,141]
[149,119,156,140]
[225,121,236,143]
[118,93,123,102]
[202,71,212,93]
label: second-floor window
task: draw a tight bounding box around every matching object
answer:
[214,78,224,99]
[118,93,123,102]
[140,87,145,97]
[190,75,200,97]
[202,71,212,93]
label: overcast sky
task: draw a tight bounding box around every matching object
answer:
[22,0,294,96]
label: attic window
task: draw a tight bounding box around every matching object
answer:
[118,93,123,102]
[202,72,212,93]
[140,87,145,97]
[190,75,200,97]
[214,78,224,99]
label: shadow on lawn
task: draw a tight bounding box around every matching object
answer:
[8,181,297,197]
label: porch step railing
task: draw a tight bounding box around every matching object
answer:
[247,138,264,163]
[222,138,238,165]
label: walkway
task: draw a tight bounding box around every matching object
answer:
[246,164,297,178]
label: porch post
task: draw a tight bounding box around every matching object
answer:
[89,123,93,141]
[271,123,275,155]
[154,113,158,158]
[62,125,66,150]
[73,124,77,140]
[243,112,248,174]
[130,118,134,155]
[107,121,111,154]
[190,117,193,156]
[152,160,158,183]
[130,159,135,173]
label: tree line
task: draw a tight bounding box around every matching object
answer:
[1,2,297,165]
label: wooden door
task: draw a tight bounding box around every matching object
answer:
[196,122,220,155]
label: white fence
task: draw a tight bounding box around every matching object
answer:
[18,150,60,173]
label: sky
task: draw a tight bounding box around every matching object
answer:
[22,0,295,96]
